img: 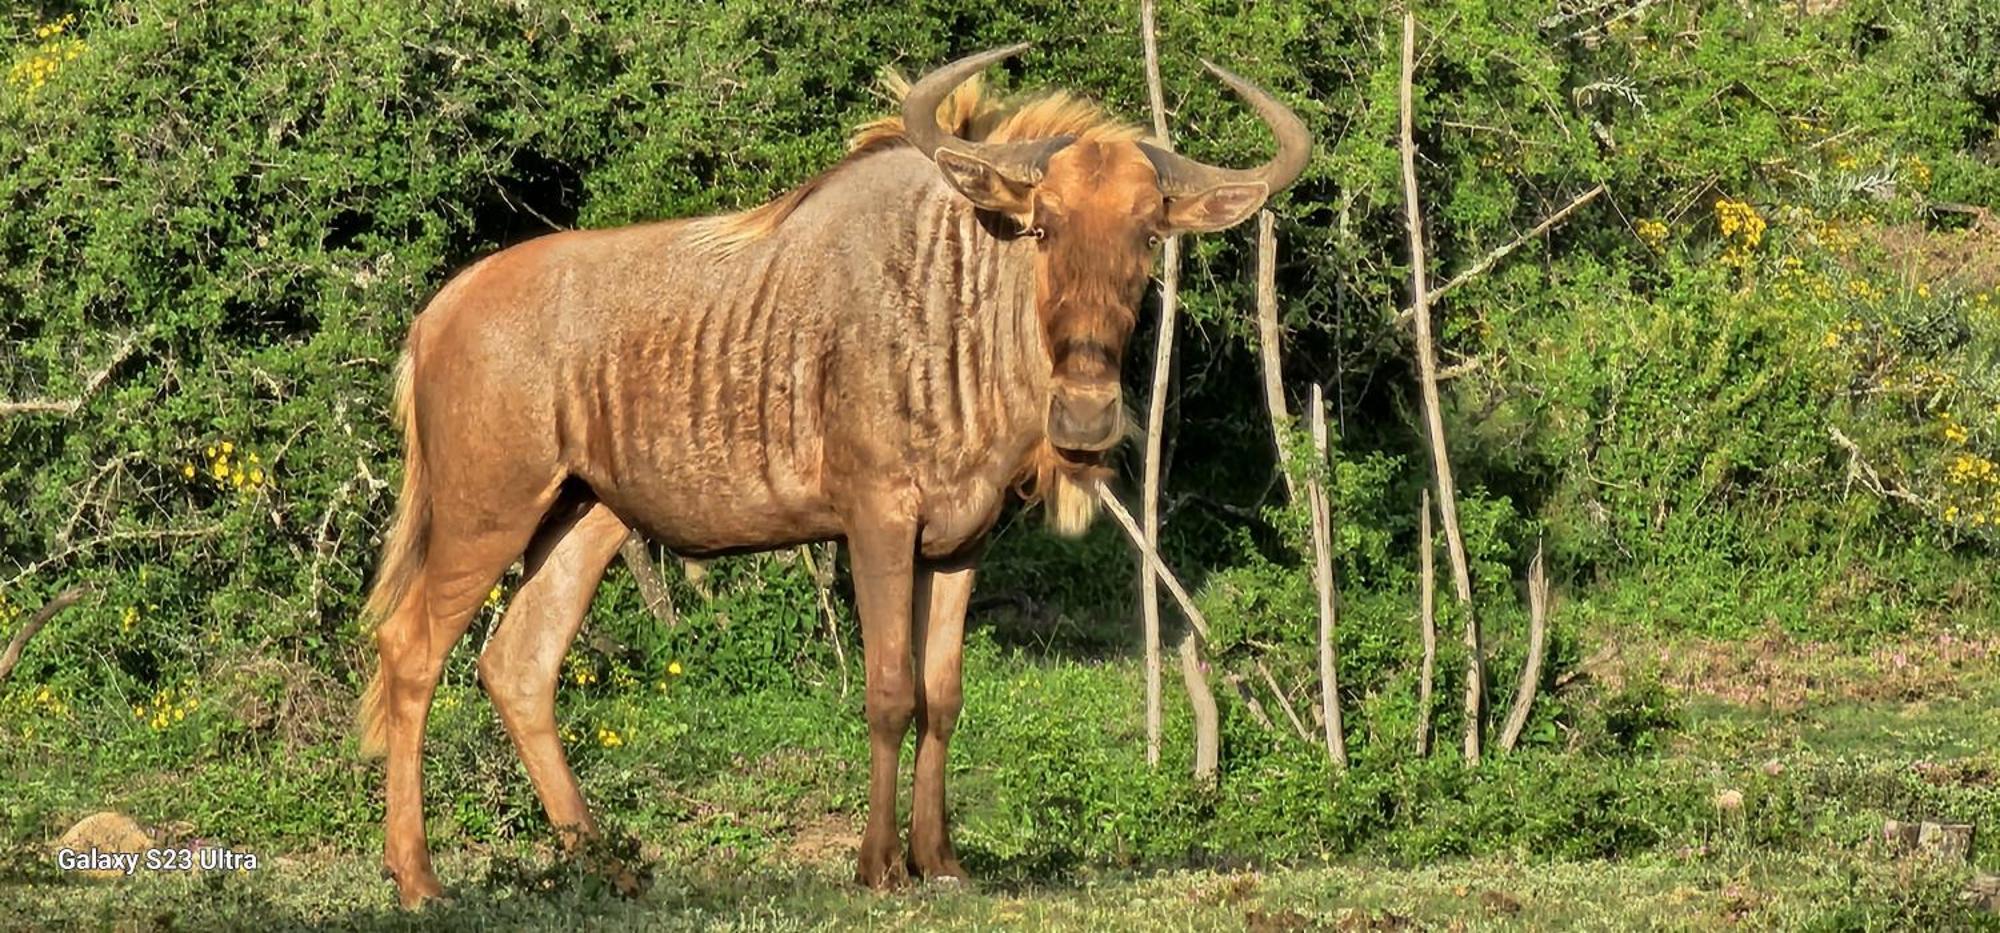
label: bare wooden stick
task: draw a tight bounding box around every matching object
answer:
[1399,10,1483,764]
[1138,0,1216,780]
[1307,385,1347,767]
[1828,426,1930,508]
[0,586,89,683]
[1094,482,1210,643]
[1177,631,1219,782]
[797,543,849,698]
[620,535,680,629]
[1498,541,1550,752]
[0,333,140,420]
[1137,0,1177,770]
[1226,673,1277,732]
[1257,658,1313,744]
[1416,489,1437,757]
[1254,210,1298,503]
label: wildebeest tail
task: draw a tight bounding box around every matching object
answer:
[356,348,430,759]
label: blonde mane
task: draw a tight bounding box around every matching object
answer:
[686,71,1142,255]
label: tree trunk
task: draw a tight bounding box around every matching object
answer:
[1254,210,1297,503]
[1307,385,1346,767]
[1498,541,1549,752]
[1137,0,1217,781]
[1416,489,1437,757]
[1397,9,1482,764]
[1137,0,1171,771]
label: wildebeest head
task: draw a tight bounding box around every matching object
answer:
[901,44,1311,458]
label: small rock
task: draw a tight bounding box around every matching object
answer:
[1479,889,1522,914]
[1917,821,1974,863]
[1884,818,1920,853]
[1962,873,2000,914]
[55,812,153,880]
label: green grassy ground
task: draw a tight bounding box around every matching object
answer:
[0,848,1984,931]
[4,631,1997,930]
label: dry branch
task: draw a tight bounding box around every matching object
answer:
[2,525,224,592]
[1416,489,1438,757]
[620,535,680,629]
[1094,482,1211,643]
[1498,542,1550,752]
[1829,426,1929,508]
[1257,659,1313,744]
[1225,673,1278,732]
[1398,10,1483,764]
[0,586,89,684]
[1307,385,1347,767]
[0,333,141,419]
[1392,185,1605,330]
[796,543,849,698]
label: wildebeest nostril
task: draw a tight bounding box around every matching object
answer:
[1046,386,1123,451]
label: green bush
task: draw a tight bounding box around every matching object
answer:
[1,0,1996,891]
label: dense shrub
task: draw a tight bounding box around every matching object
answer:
[0,0,1995,874]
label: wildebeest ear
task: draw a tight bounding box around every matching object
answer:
[1163,181,1269,234]
[933,148,1037,217]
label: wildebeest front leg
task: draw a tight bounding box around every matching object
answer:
[909,559,976,882]
[848,516,918,889]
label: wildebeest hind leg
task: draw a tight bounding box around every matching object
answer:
[477,499,634,887]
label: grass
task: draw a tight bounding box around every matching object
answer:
[0,846,1986,930]
[3,627,1998,930]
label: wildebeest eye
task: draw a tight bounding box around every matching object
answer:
[1146,233,1161,247]
[1025,225,1047,240]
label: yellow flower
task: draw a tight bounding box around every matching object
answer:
[1945,423,1969,445]
[221,441,234,455]
[668,660,684,676]
[182,464,196,479]
[1636,218,1668,251]
[248,468,264,485]
[206,446,216,459]
[1821,330,1841,349]
[211,462,229,480]
[1916,283,1931,299]
[231,470,245,488]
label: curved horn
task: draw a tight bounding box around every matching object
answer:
[901,43,1072,184]
[1140,61,1312,197]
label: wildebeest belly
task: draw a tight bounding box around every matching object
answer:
[580,450,841,557]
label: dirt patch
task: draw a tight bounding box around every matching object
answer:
[781,815,860,866]
[1856,217,2000,295]
[1596,625,1998,711]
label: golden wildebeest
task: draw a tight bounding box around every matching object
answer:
[357,44,1308,907]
